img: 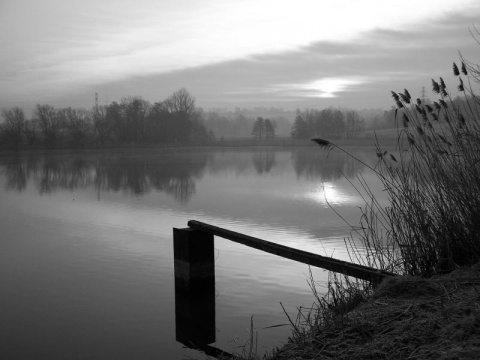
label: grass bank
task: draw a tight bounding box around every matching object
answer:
[228,59,480,360]
[270,264,480,360]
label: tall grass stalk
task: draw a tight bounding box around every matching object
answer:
[315,59,480,278]
[222,57,480,360]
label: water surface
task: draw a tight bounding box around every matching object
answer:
[0,146,386,359]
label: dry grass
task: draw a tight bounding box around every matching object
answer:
[267,54,480,360]
[270,264,480,360]
[314,58,480,277]
[204,52,480,360]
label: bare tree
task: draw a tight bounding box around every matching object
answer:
[121,96,150,142]
[345,110,365,138]
[162,88,203,143]
[0,107,25,146]
[24,119,38,145]
[63,107,92,146]
[93,105,112,143]
[164,88,197,116]
[35,104,65,147]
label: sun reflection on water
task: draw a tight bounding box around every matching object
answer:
[309,182,355,206]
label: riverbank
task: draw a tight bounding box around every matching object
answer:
[268,264,480,360]
[0,135,397,153]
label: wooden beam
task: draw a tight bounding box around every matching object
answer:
[187,220,396,283]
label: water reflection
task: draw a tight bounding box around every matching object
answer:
[3,155,29,191]
[252,151,276,174]
[0,147,381,359]
[173,228,216,349]
[0,148,372,204]
[0,151,208,203]
[291,148,366,181]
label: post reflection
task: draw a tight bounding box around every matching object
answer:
[173,228,242,359]
[173,228,216,350]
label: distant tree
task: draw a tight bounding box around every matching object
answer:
[142,88,208,144]
[202,111,230,138]
[163,88,204,143]
[0,107,25,146]
[123,96,150,142]
[265,118,275,139]
[35,104,65,147]
[207,129,215,141]
[345,110,365,138]
[106,101,126,141]
[233,114,253,138]
[93,105,112,143]
[370,107,396,130]
[164,88,197,115]
[251,117,266,139]
[24,119,38,145]
[146,101,169,143]
[291,110,308,139]
[319,107,345,138]
[291,107,348,139]
[62,107,92,146]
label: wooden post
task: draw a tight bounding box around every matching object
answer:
[173,227,215,346]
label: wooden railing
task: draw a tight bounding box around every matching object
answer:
[186,220,396,282]
[173,220,396,357]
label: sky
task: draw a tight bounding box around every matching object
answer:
[1,0,480,114]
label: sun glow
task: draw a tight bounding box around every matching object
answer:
[310,183,353,206]
[0,0,478,102]
[300,78,365,98]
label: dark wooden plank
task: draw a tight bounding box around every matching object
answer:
[187,220,396,283]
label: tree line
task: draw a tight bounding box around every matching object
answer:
[251,117,276,139]
[290,107,365,139]
[1,88,402,148]
[0,88,213,148]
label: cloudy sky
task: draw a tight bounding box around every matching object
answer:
[1,0,479,113]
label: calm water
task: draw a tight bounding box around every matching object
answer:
[0,146,387,359]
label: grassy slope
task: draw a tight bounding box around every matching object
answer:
[270,264,480,360]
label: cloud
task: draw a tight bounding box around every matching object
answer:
[1,0,479,110]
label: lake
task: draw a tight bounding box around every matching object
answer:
[0,145,387,359]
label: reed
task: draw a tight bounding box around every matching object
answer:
[267,57,480,359]
[315,58,480,278]
[217,57,480,360]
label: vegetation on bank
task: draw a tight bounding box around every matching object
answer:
[270,265,480,359]
[223,55,480,359]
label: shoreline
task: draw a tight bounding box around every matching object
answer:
[267,264,480,360]
[0,136,396,154]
